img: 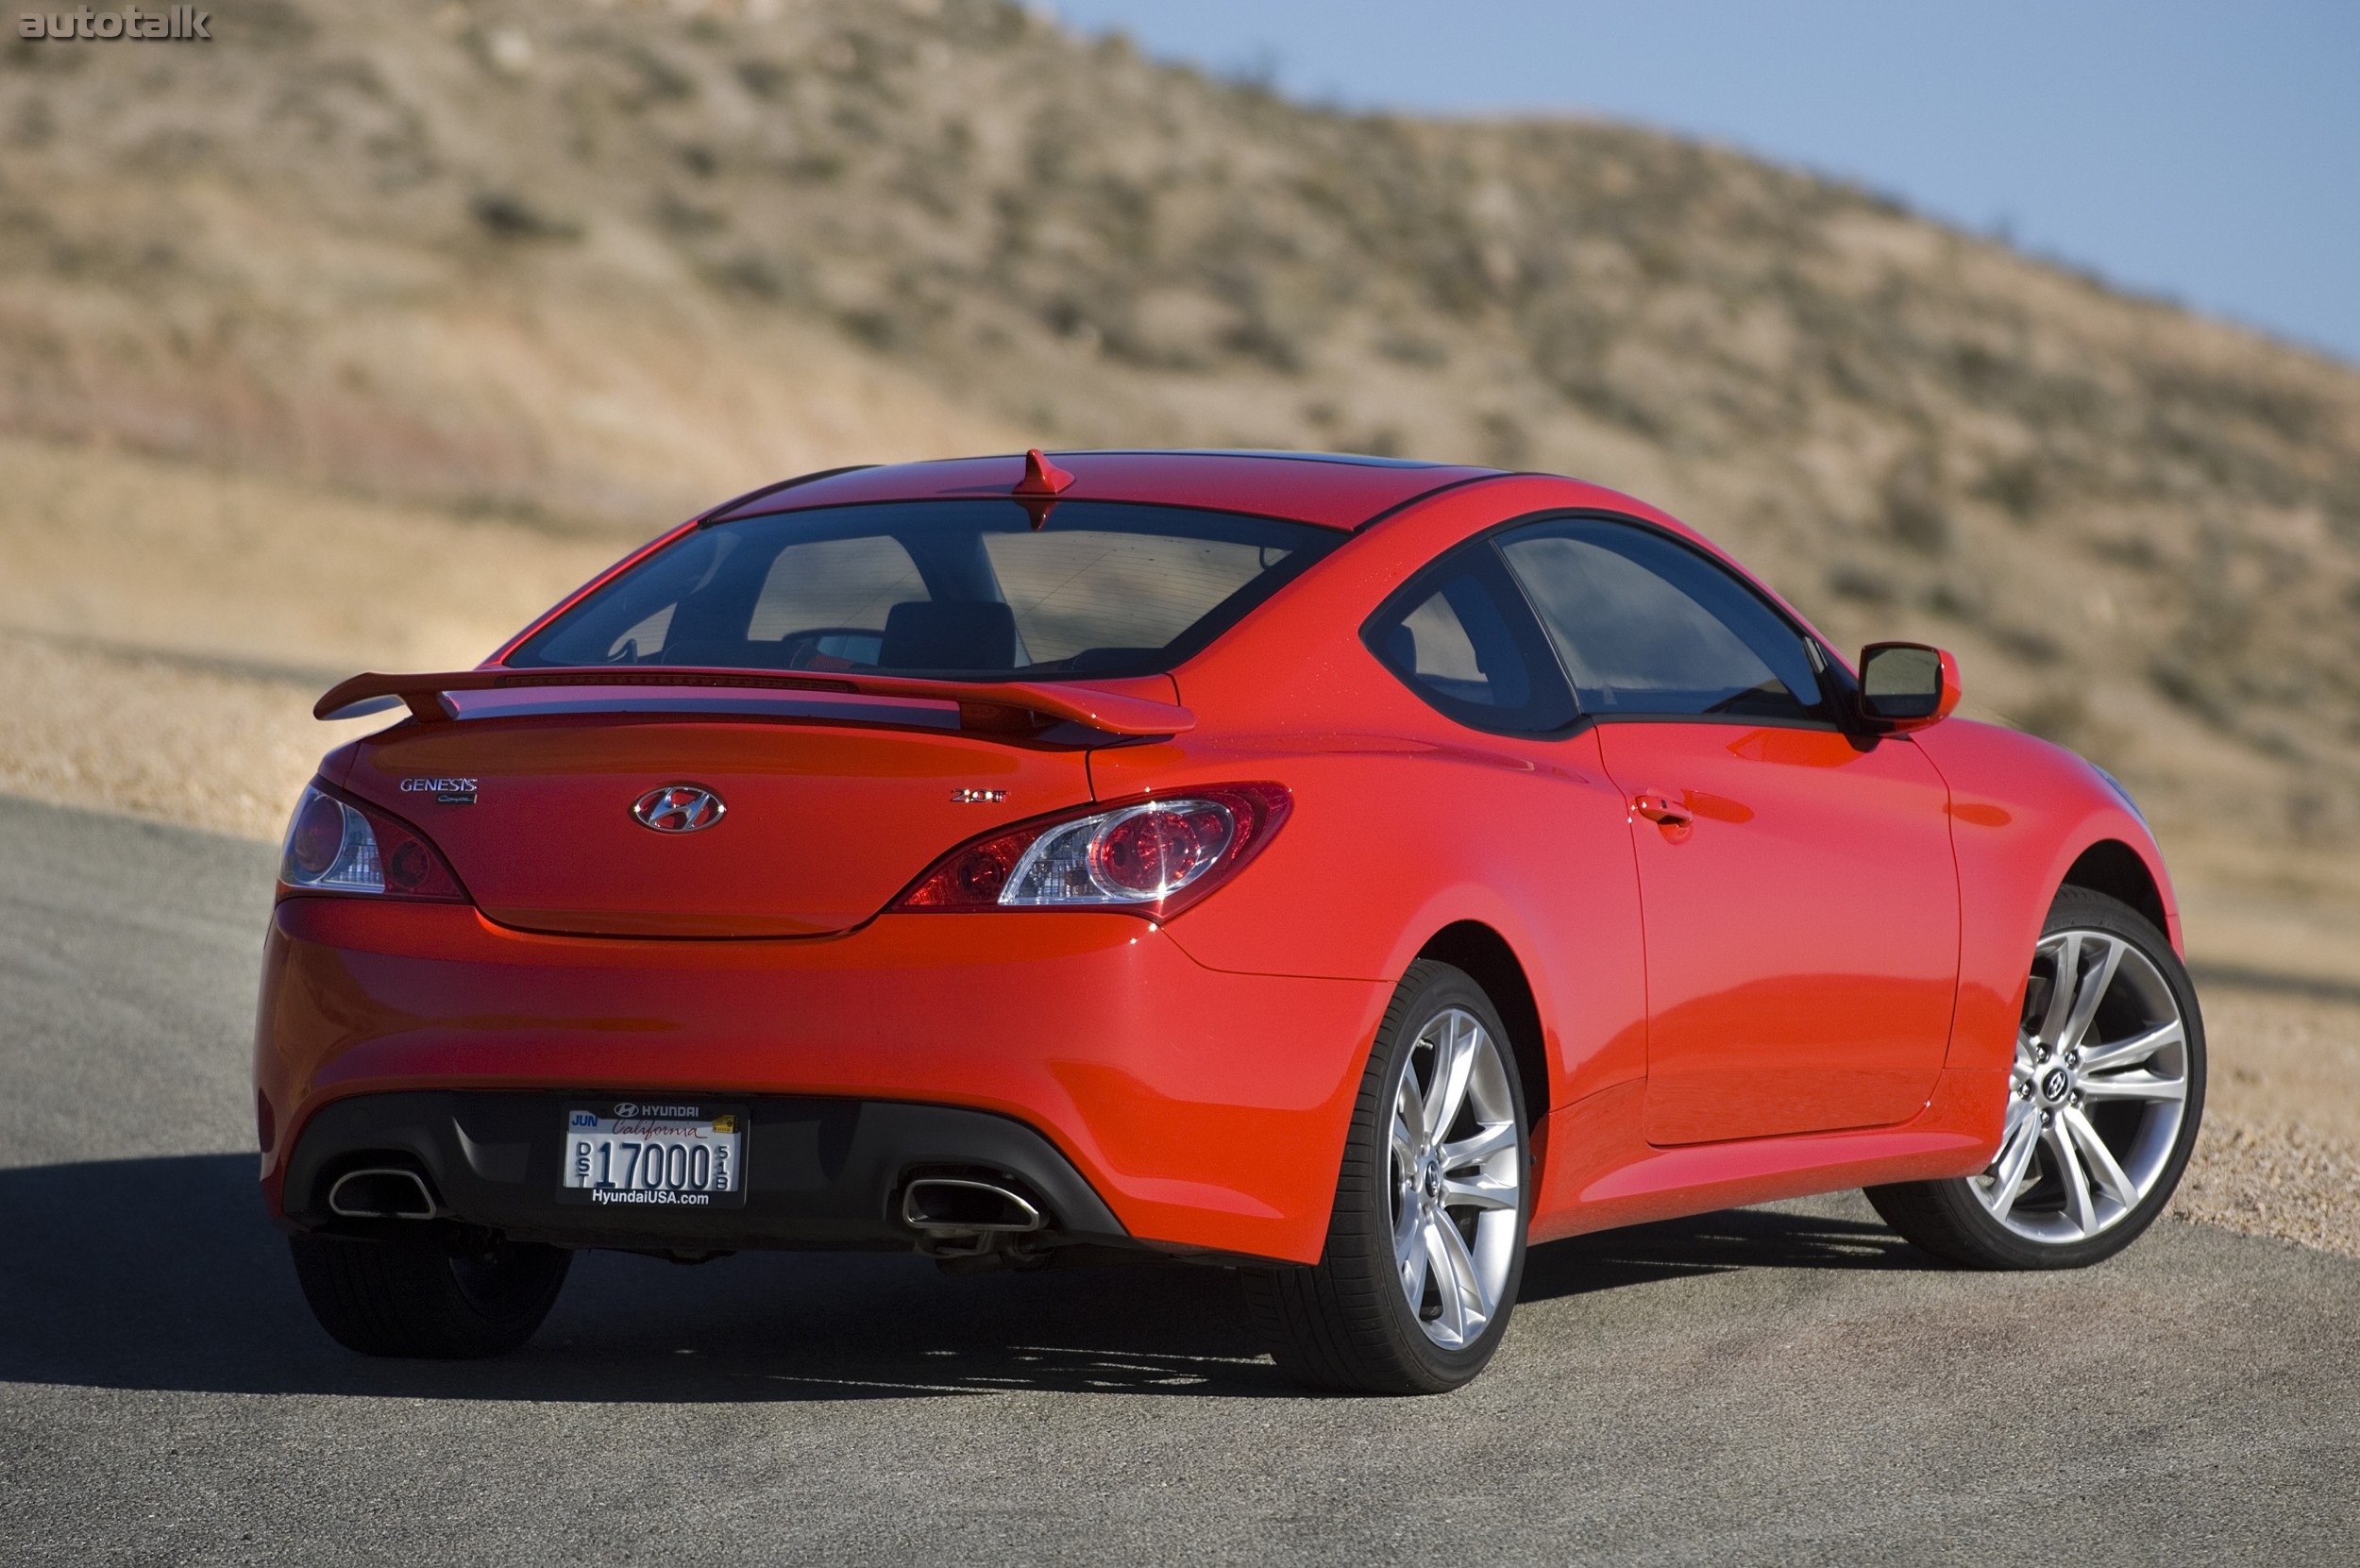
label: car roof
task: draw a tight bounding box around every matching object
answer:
[703,449,1504,531]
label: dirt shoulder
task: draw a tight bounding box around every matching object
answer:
[2171,986,2360,1256]
[0,436,621,838]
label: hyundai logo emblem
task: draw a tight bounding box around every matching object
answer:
[632,784,725,834]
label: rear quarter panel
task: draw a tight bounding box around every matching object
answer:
[1094,475,1661,1117]
[1091,724,1650,1115]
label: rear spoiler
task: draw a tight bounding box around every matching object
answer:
[312,666,1196,738]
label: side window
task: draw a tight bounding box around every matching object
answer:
[739,534,924,666]
[517,530,740,666]
[748,535,926,644]
[1497,520,1828,720]
[1363,544,1577,733]
[982,531,1273,666]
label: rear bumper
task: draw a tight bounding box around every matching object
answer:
[254,898,1390,1263]
[281,1090,1128,1254]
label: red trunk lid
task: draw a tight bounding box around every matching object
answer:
[340,708,1092,937]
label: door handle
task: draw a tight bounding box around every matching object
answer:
[1631,792,1693,829]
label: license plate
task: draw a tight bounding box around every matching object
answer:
[557,1101,748,1208]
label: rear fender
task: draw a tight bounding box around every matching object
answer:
[1097,725,1650,1119]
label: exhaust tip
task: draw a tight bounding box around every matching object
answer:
[328,1167,441,1221]
[901,1177,1045,1235]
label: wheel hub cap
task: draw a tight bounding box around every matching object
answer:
[1972,928,2192,1245]
[1389,1007,1524,1351]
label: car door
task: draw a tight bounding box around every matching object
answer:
[1495,517,1959,1145]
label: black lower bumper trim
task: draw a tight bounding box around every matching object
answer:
[281,1091,1129,1252]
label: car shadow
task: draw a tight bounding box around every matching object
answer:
[1518,1202,1924,1303]
[0,1154,1929,1403]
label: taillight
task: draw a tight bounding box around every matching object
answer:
[894,784,1290,919]
[278,781,468,902]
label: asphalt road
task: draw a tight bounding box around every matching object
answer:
[3,794,2356,1566]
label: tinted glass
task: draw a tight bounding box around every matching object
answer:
[508,500,1341,680]
[1498,520,1826,719]
[1363,544,1577,733]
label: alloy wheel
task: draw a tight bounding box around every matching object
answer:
[1973,929,2193,1243]
[1389,1006,1523,1349]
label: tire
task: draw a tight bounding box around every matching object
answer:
[290,1229,572,1357]
[1867,885,2206,1270]
[1242,960,1531,1395]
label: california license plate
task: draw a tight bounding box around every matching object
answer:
[557,1101,748,1208]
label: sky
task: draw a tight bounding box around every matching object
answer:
[1048,1,2360,367]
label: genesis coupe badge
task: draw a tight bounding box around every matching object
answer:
[632,784,725,834]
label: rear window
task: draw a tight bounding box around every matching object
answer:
[507,500,1343,681]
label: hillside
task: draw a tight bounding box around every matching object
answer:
[4,0,2360,984]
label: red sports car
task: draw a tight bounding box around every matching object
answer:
[257,449,2203,1393]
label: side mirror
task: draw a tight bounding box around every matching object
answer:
[1857,642,1961,732]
